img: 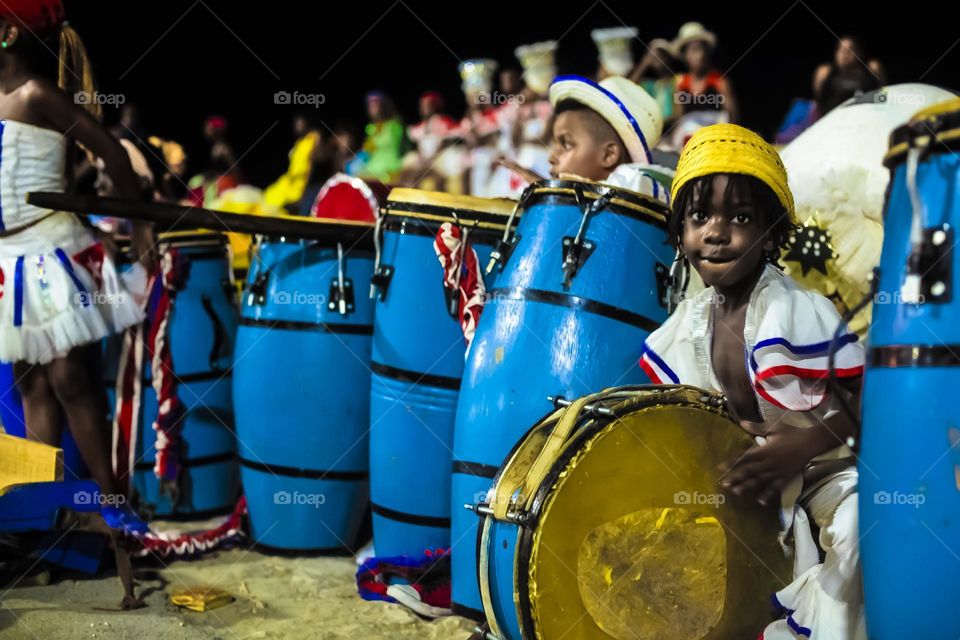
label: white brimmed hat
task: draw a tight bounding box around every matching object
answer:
[591,26,638,77]
[514,41,558,94]
[549,74,663,164]
[674,21,716,52]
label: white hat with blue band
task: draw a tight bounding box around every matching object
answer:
[548,74,663,165]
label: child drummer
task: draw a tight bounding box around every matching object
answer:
[640,124,865,639]
[500,74,671,202]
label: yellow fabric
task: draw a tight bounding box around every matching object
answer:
[210,186,281,273]
[264,132,320,208]
[671,123,797,223]
[0,433,62,494]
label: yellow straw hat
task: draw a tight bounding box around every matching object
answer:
[671,123,796,223]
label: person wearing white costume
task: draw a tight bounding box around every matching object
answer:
[501,40,558,194]
[0,0,154,608]
[458,59,503,197]
[591,26,638,79]
[0,121,144,364]
[640,124,866,640]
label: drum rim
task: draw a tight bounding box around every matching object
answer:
[378,216,507,240]
[252,234,377,249]
[381,200,516,232]
[527,178,670,225]
[385,187,517,213]
[503,387,729,638]
[885,101,960,167]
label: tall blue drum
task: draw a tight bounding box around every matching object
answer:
[108,231,239,519]
[450,179,674,616]
[234,228,375,552]
[369,189,515,557]
[861,98,960,637]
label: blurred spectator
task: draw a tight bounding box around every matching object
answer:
[814,36,886,115]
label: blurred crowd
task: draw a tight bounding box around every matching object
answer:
[97,22,888,224]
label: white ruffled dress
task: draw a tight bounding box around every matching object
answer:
[640,264,867,640]
[0,120,142,365]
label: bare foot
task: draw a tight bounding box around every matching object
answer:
[119,594,147,610]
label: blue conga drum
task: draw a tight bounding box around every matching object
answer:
[234,225,375,552]
[107,231,239,519]
[450,179,674,617]
[861,98,960,637]
[369,189,515,557]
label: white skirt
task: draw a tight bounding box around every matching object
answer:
[0,212,144,365]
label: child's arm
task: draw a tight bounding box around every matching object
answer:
[496,157,545,184]
[722,377,861,507]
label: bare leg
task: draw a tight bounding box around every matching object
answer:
[46,345,142,607]
[13,361,62,445]
[44,344,119,499]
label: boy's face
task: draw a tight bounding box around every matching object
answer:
[682,174,769,291]
[548,111,621,182]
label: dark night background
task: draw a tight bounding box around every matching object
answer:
[66,0,959,187]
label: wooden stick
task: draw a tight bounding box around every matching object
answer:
[25,192,376,249]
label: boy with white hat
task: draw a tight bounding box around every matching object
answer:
[503,74,672,201]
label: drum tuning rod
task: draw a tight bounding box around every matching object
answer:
[465,502,494,516]
[465,503,526,523]
[473,628,502,640]
[547,395,614,417]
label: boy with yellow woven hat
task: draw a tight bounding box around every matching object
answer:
[640,124,866,639]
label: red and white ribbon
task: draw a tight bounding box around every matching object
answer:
[433,223,486,350]
[112,249,187,494]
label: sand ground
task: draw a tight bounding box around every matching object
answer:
[0,547,475,640]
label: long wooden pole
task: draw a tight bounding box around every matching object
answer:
[25,192,376,249]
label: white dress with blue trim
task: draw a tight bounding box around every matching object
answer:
[0,120,143,365]
[640,263,867,640]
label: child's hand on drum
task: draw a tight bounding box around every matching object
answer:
[719,420,823,507]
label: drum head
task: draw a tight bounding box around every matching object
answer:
[513,388,790,640]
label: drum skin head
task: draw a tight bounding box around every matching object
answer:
[512,390,790,639]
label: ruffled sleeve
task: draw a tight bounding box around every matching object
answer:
[748,274,864,413]
[638,294,708,388]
